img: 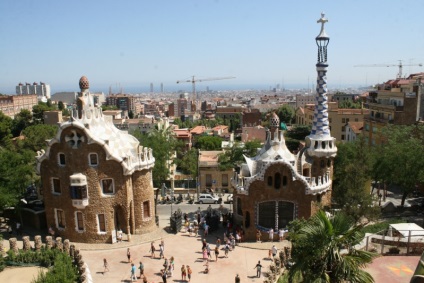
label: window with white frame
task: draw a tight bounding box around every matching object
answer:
[89,153,98,166]
[97,214,106,232]
[58,153,66,166]
[52,178,61,194]
[75,211,84,231]
[101,178,115,195]
[55,209,65,229]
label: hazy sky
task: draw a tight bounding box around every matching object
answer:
[1,0,423,93]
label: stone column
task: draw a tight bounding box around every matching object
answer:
[55,237,63,251]
[9,238,19,254]
[34,235,42,251]
[64,239,70,254]
[22,236,31,251]
[45,236,53,250]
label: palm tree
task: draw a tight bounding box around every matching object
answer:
[288,210,376,283]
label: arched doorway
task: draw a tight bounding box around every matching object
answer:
[257,201,294,229]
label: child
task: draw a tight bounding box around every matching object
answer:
[103,258,109,273]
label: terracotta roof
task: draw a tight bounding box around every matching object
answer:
[212,125,228,131]
[347,121,364,134]
[190,126,206,135]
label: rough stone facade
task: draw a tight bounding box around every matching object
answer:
[37,77,156,243]
[231,15,337,241]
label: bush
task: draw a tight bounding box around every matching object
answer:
[31,252,78,283]
[361,218,404,234]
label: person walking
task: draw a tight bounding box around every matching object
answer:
[202,247,208,262]
[187,265,192,282]
[235,273,241,283]
[130,263,137,282]
[268,228,274,242]
[161,268,167,283]
[254,260,263,278]
[159,243,164,259]
[206,243,212,259]
[224,243,230,258]
[214,245,219,261]
[170,256,175,271]
[103,258,109,273]
[150,241,156,258]
[127,248,132,263]
[181,265,187,281]
[138,261,144,278]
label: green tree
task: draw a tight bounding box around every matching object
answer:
[286,125,311,141]
[218,139,261,171]
[333,138,380,222]
[32,102,55,124]
[101,105,118,111]
[12,109,33,137]
[179,148,198,178]
[58,101,65,111]
[339,100,362,109]
[0,111,13,149]
[276,104,295,124]
[372,125,424,206]
[32,252,78,283]
[133,125,176,188]
[284,125,312,152]
[195,135,222,150]
[128,110,134,119]
[0,149,35,209]
[288,210,376,283]
[19,124,58,152]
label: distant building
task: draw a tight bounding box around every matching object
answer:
[198,150,234,193]
[295,102,368,142]
[0,94,38,118]
[106,94,142,115]
[16,82,51,101]
[241,125,267,143]
[43,110,63,125]
[345,121,363,142]
[51,92,105,106]
[241,108,262,127]
[362,73,424,145]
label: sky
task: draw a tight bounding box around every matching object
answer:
[1,0,424,94]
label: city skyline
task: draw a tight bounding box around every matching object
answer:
[1,0,423,94]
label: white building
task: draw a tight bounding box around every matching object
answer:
[16,82,51,101]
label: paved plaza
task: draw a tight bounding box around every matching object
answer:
[80,226,290,283]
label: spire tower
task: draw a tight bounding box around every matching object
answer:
[305,13,337,158]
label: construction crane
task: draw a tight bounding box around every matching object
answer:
[176,76,235,111]
[354,60,423,79]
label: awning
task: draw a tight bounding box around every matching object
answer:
[389,223,424,238]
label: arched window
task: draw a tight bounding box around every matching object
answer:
[321,141,326,149]
[282,176,287,187]
[274,173,281,189]
[267,176,273,186]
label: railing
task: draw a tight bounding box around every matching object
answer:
[362,229,424,256]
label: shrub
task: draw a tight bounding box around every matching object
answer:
[31,252,78,283]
